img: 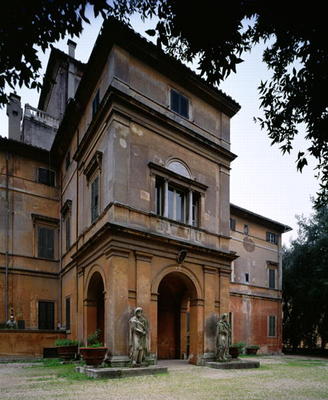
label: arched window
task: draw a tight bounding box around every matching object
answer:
[151,160,204,226]
[167,160,191,179]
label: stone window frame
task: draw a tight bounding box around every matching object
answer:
[168,87,193,121]
[32,213,59,260]
[37,166,56,187]
[267,261,278,290]
[149,161,207,228]
[83,151,103,225]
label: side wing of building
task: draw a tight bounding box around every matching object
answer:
[229,204,291,353]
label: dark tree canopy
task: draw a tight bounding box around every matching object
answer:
[283,205,328,349]
[1,0,328,206]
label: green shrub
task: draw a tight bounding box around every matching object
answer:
[55,338,79,347]
[246,344,260,350]
[230,342,246,350]
[85,329,103,347]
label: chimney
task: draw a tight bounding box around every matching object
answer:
[67,39,77,58]
[6,93,22,141]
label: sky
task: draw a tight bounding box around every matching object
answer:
[0,13,319,246]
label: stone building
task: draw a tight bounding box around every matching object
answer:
[0,19,290,361]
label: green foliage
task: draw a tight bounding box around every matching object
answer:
[230,342,246,350]
[85,329,103,347]
[283,204,328,349]
[1,2,327,205]
[0,1,111,105]
[246,345,260,350]
[54,338,79,347]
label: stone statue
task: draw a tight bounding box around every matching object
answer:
[129,307,149,366]
[216,313,231,361]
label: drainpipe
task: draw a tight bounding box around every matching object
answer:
[4,152,10,322]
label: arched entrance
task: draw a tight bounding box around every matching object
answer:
[86,271,105,343]
[157,271,198,360]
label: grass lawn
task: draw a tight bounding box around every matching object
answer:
[0,355,327,400]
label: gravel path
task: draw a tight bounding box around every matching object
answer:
[0,356,327,400]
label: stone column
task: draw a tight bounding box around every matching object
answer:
[135,252,152,317]
[189,298,204,365]
[203,266,218,356]
[77,268,84,343]
[150,292,158,355]
[219,269,230,315]
[105,248,130,365]
[180,303,188,359]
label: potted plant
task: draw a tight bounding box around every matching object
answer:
[79,330,108,367]
[55,338,79,361]
[246,344,260,355]
[229,342,245,358]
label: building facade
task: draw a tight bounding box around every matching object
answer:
[0,19,290,361]
[230,204,290,353]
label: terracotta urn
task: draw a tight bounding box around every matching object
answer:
[57,345,78,361]
[229,346,240,359]
[79,347,108,367]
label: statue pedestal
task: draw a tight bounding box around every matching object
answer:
[76,365,167,379]
[205,360,260,369]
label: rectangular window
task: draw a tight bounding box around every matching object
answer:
[168,185,186,223]
[170,89,189,118]
[92,90,100,117]
[155,176,200,226]
[65,298,71,330]
[65,216,71,251]
[230,218,236,231]
[268,315,276,337]
[192,192,200,227]
[91,176,99,223]
[38,226,55,259]
[38,168,55,186]
[155,177,164,216]
[38,301,54,330]
[266,231,278,244]
[245,273,249,283]
[244,224,249,235]
[269,268,276,289]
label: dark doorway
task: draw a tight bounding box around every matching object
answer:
[86,272,105,343]
[157,272,196,359]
